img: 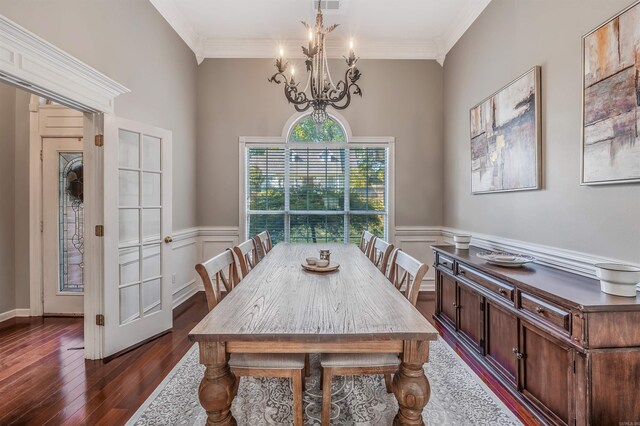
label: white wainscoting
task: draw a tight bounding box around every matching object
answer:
[0,308,31,323]
[393,226,444,292]
[154,224,640,314]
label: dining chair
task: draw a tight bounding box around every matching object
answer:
[359,230,376,257]
[253,230,273,260]
[233,238,260,278]
[195,249,306,426]
[320,249,428,426]
[368,238,394,275]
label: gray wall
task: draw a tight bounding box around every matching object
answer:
[0,0,198,231]
[443,0,640,263]
[197,58,444,228]
[0,0,199,310]
[0,84,16,313]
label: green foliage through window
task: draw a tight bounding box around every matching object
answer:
[248,115,386,244]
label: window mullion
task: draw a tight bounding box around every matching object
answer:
[284,147,290,243]
[344,148,350,244]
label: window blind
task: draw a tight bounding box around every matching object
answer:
[247,146,387,244]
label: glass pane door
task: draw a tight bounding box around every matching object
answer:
[117,130,163,325]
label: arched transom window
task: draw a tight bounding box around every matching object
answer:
[243,114,391,244]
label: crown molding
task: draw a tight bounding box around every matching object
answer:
[150,1,493,65]
[148,0,205,64]
[439,0,492,64]
[0,14,130,113]
[201,38,443,61]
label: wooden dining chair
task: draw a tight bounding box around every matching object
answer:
[253,230,273,260]
[195,248,240,310]
[359,230,376,257]
[233,238,260,278]
[368,238,394,275]
[195,249,306,426]
[319,249,429,426]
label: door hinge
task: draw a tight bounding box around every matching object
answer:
[479,300,485,311]
[96,314,105,326]
[573,359,576,374]
[40,221,43,233]
[40,149,43,161]
[95,225,104,237]
[94,134,104,147]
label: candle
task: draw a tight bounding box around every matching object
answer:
[279,46,284,58]
[349,39,354,52]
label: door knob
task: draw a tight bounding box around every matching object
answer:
[164,236,173,243]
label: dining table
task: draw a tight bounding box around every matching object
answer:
[189,243,439,425]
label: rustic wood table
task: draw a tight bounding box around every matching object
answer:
[189,243,439,425]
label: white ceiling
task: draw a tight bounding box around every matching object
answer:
[150,0,492,65]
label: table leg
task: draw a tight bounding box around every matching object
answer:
[198,342,238,426]
[392,340,431,425]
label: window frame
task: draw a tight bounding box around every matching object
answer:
[239,112,395,245]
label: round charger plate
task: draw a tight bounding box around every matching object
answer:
[476,251,535,268]
[301,263,340,273]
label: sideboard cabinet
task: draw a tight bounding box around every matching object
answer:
[432,245,640,426]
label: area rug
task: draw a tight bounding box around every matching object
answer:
[127,339,521,425]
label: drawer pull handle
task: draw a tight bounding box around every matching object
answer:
[498,288,507,296]
[535,306,545,314]
[512,347,524,359]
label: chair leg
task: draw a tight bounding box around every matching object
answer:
[384,373,394,393]
[304,353,311,377]
[319,366,324,389]
[321,367,332,426]
[292,369,304,426]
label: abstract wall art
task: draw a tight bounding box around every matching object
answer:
[470,66,541,194]
[582,1,640,185]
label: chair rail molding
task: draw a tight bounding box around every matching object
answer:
[441,227,640,283]
[0,14,130,113]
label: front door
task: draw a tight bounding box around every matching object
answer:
[102,115,173,357]
[43,137,84,315]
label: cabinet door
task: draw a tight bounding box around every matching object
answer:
[520,321,574,425]
[437,271,457,328]
[485,299,518,386]
[457,280,484,353]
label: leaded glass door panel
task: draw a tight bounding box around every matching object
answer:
[43,138,84,314]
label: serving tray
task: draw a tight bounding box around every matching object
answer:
[301,263,340,273]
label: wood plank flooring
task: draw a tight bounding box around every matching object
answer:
[0,292,208,426]
[0,291,539,425]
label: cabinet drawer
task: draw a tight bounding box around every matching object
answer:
[457,264,514,302]
[520,293,570,333]
[436,254,454,272]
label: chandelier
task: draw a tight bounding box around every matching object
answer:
[268,2,363,124]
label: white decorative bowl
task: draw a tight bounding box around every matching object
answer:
[306,257,318,265]
[595,263,640,297]
[316,259,329,268]
[454,234,471,250]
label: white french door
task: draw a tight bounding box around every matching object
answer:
[42,137,84,315]
[103,115,173,357]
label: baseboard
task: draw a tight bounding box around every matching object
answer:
[0,308,31,323]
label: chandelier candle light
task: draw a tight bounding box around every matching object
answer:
[268,2,363,124]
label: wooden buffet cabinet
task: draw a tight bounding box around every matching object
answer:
[432,245,640,426]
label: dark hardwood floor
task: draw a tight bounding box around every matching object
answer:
[0,291,538,425]
[0,292,209,426]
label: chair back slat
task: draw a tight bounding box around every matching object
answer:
[253,230,273,260]
[195,249,240,311]
[388,249,428,307]
[233,238,259,278]
[369,238,394,275]
[359,230,376,257]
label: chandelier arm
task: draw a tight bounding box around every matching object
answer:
[284,85,311,106]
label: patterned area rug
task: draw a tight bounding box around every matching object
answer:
[127,339,521,425]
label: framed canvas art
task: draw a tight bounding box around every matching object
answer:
[470,66,542,194]
[581,1,640,185]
